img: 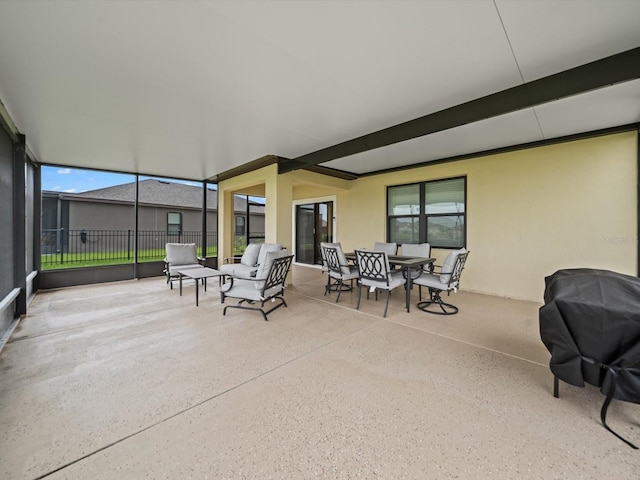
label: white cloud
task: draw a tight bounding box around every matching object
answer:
[63,188,78,193]
[52,186,61,191]
[58,168,72,174]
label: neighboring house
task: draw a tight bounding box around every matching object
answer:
[42,179,265,254]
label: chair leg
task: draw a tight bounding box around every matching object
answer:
[383,290,390,317]
[416,288,459,315]
[335,279,343,303]
[223,295,288,321]
[356,283,362,310]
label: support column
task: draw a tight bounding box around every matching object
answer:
[33,163,41,279]
[133,175,139,278]
[265,169,293,252]
[201,182,208,260]
[218,188,236,265]
[12,134,26,316]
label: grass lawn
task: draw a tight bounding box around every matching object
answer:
[41,247,218,271]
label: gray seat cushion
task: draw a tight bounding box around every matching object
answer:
[219,263,257,278]
[240,243,261,267]
[220,278,282,301]
[360,270,406,290]
[165,243,199,266]
[414,272,453,290]
[440,248,467,284]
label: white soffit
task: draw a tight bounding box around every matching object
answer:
[0,1,638,181]
[211,0,522,139]
[323,79,640,175]
[497,0,640,81]
[534,80,640,139]
[321,108,544,174]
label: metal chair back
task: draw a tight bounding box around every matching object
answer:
[355,249,391,286]
[262,254,293,295]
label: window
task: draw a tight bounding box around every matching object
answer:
[167,212,182,234]
[388,184,420,244]
[388,177,466,249]
[235,215,246,235]
[425,177,465,248]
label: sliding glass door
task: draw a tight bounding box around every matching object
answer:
[295,201,333,265]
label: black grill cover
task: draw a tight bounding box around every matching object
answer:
[539,268,640,447]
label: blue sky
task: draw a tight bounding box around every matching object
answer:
[40,166,269,203]
[41,166,209,193]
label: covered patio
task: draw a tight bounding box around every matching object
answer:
[1,266,637,479]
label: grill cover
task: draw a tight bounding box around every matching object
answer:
[539,268,640,448]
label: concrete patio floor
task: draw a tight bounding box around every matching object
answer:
[0,265,638,479]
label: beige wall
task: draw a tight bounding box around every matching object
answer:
[341,132,638,301]
[219,165,291,260]
[221,132,638,302]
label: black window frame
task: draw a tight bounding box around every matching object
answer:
[387,176,467,249]
[235,215,246,235]
[167,211,182,235]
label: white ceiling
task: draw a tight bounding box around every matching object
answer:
[0,0,638,181]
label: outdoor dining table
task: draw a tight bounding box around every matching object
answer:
[345,253,435,313]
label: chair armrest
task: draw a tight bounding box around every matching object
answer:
[232,270,258,280]
[403,268,424,281]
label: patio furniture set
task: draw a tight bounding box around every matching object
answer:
[321,241,470,318]
[162,241,468,320]
[163,242,293,319]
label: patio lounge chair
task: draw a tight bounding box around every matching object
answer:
[414,249,469,315]
[219,242,282,279]
[164,243,205,289]
[221,250,293,321]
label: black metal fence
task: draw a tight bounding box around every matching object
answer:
[41,229,218,269]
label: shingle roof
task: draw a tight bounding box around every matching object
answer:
[55,179,264,213]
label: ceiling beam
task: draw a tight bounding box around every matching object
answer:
[208,155,282,183]
[358,123,640,177]
[303,164,359,180]
[279,47,640,174]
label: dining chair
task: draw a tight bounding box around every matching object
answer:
[354,249,406,318]
[321,243,359,303]
[373,242,398,255]
[401,243,432,296]
[320,242,341,292]
[414,249,469,315]
[400,242,431,258]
